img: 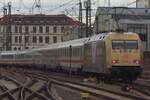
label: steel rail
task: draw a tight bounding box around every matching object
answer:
[0,69,57,100]
[0,86,21,100]
[25,71,146,100]
[132,82,150,96]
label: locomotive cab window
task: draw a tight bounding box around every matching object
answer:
[112,40,138,49]
[125,41,138,49]
[112,40,124,49]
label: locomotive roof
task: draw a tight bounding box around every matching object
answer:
[87,33,107,42]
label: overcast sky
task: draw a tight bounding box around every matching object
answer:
[0,0,136,18]
[0,0,135,13]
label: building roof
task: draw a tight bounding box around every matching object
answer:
[0,14,80,25]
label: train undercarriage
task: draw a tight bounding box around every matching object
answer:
[0,64,143,83]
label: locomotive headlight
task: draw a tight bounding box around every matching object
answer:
[134,60,140,64]
[112,60,119,64]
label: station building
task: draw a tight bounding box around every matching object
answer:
[136,0,150,8]
[0,14,79,51]
[94,7,150,51]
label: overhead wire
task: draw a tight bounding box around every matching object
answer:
[43,0,75,13]
[126,0,136,7]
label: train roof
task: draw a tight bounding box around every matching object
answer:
[1,51,17,55]
[0,31,139,54]
[0,50,33,56]
[27,37,87,52]
[46,37,87,49]
[44,33,110,50]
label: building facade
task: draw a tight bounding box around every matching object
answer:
[136,0,150,8]
[94,7,150,51]
[0,14,79,51]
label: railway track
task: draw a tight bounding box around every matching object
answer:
[0,67,150,100]
[141,73,150,80]
[133,80,150,97]
[110,80,150,100]
[20,70,149,100]
[0,68,57,100]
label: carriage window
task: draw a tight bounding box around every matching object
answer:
[2,55,14,59]
[64,48,66,56]
[80,48,82,56]
[76,48,78,56]
[66,48,68,57]
[63,49,65,56]
[65,48,67,57]
[75,48,77,56]
[77,48,79,56]
[73,48,75,56]
[125,41,138,49]
[112,41,124,49]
